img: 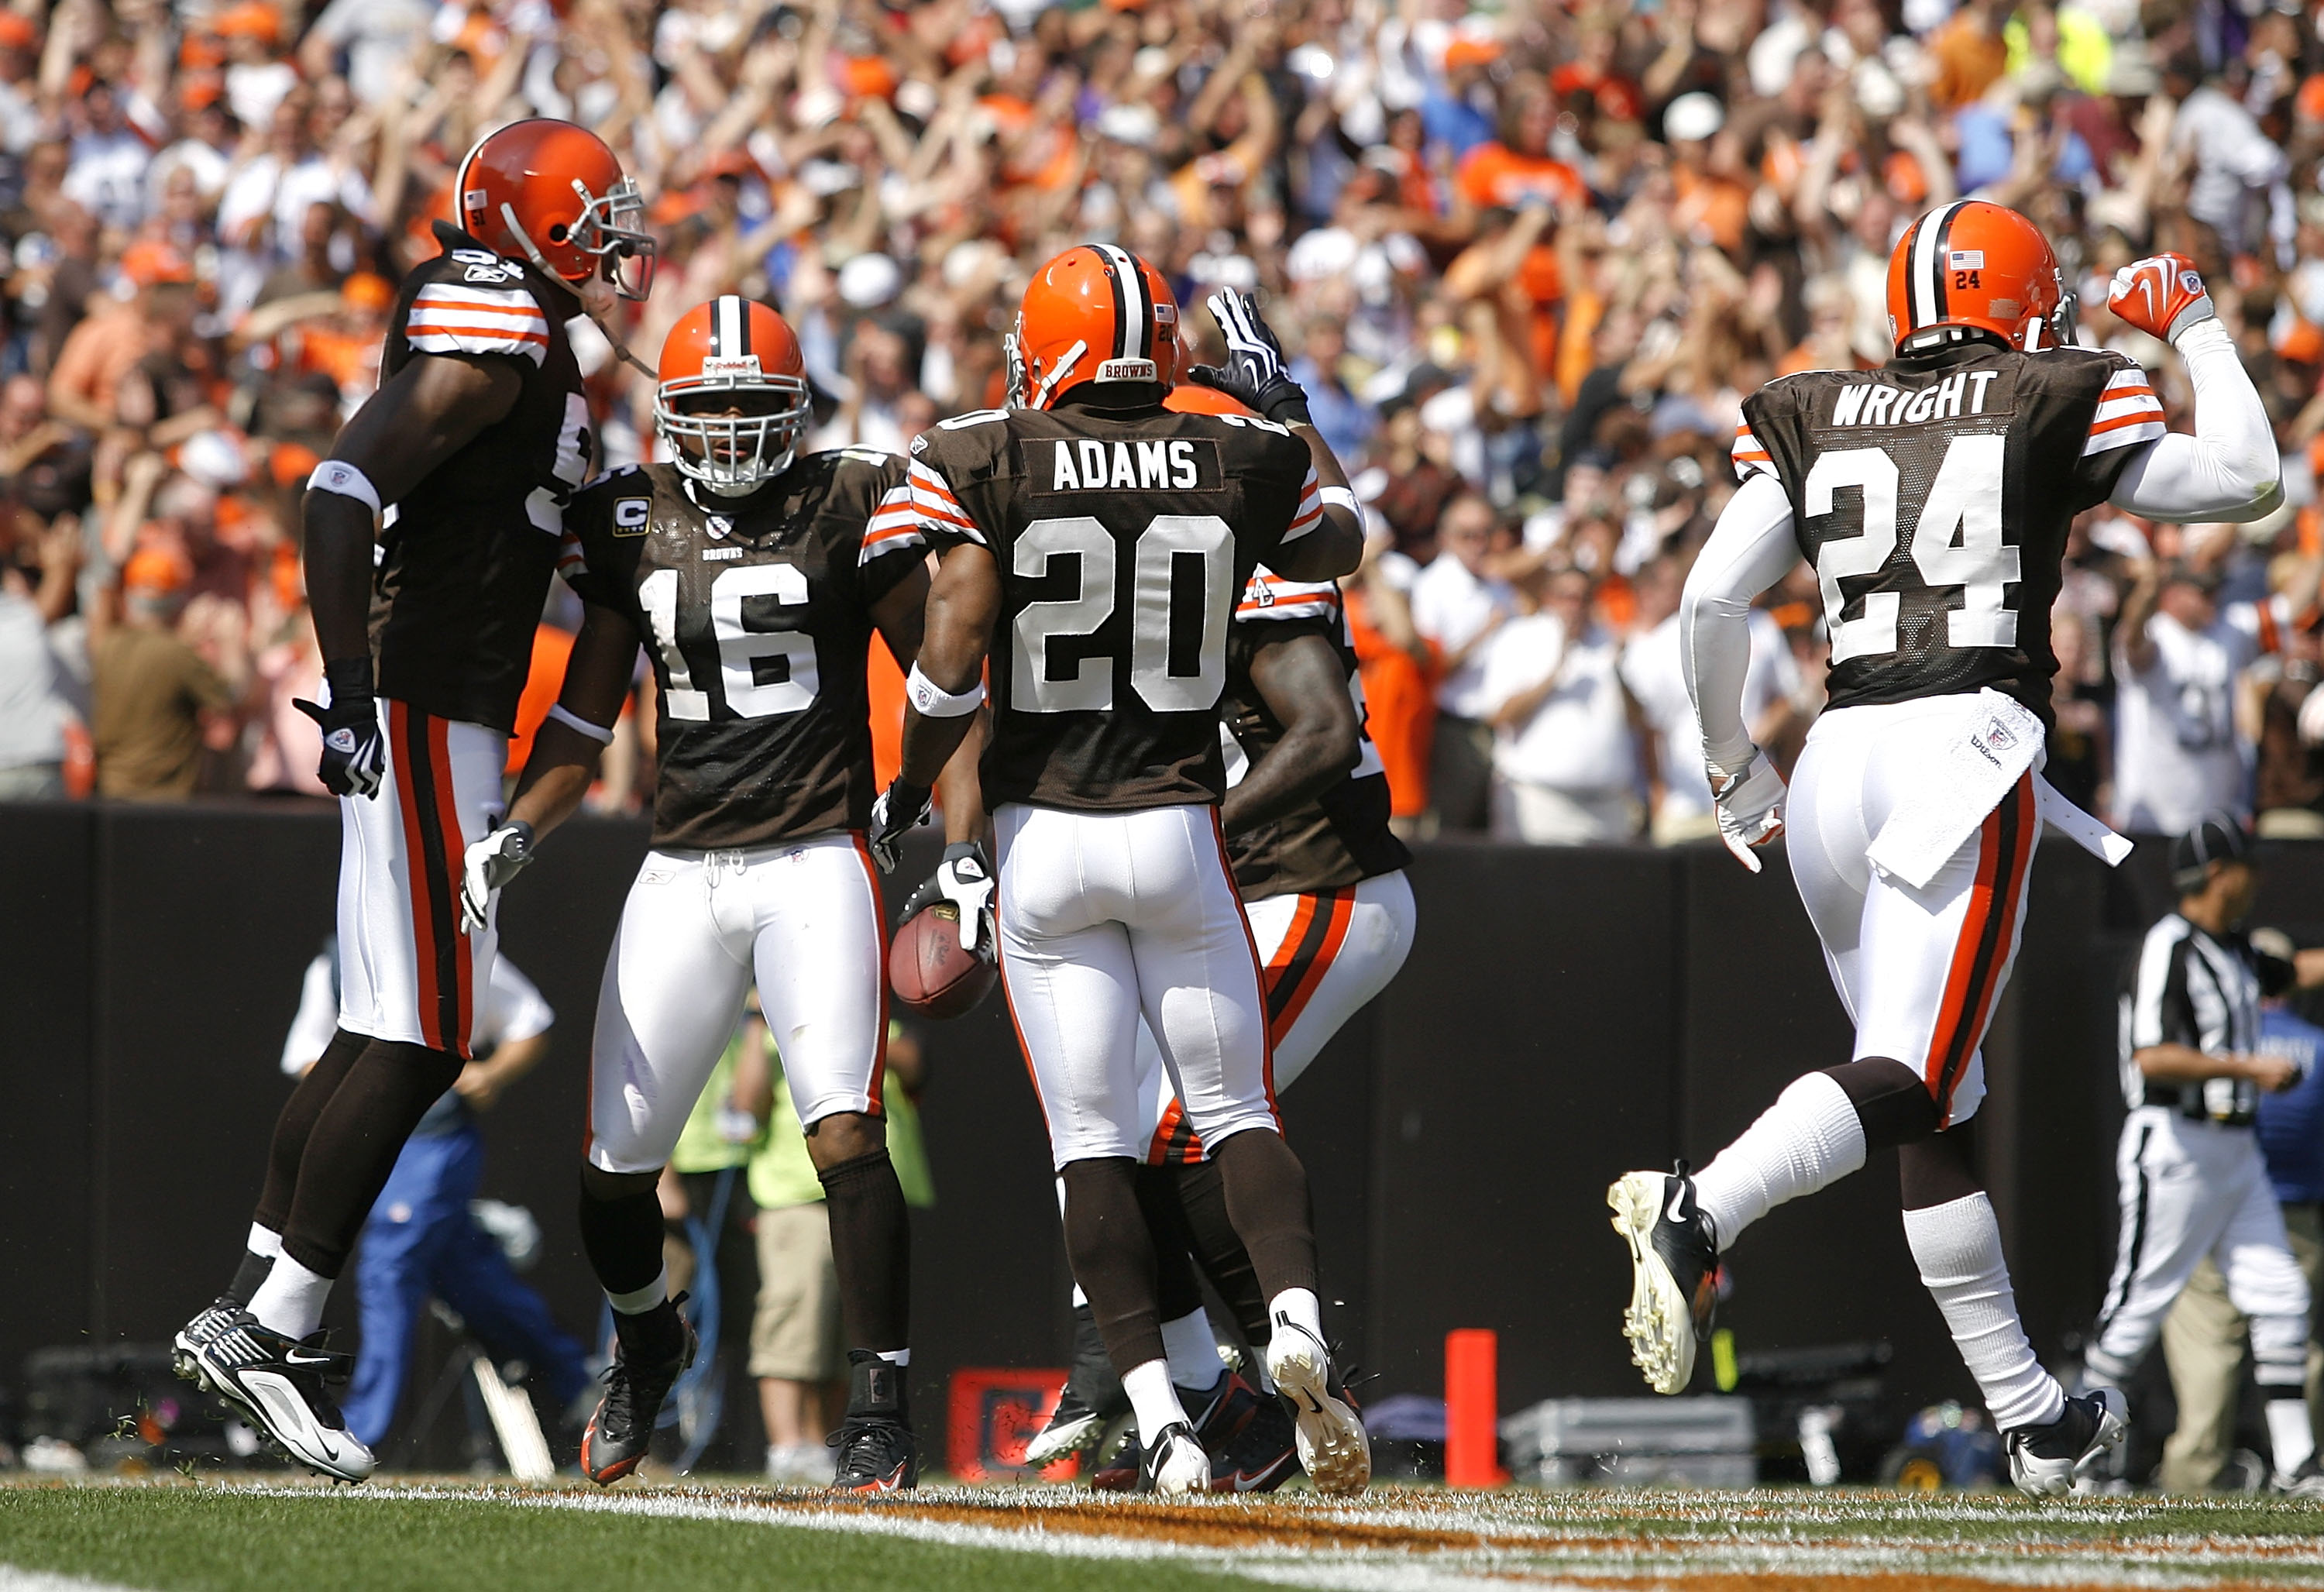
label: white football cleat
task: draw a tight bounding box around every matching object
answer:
[193,1310,375,1483]
[2006,1388,2126,1497]
[1139,1421,1212,1495]
[1607,1164,1719,1396]
[1266,1319,1370,1497]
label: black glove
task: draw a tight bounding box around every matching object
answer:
[868,779,932,873]
[294,656,387,799]
[901,841,997,958]
[1187,289,1312,427]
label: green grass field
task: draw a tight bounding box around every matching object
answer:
[9,1477,2324,1590]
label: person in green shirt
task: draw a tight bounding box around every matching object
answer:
[734,1019,934,1484]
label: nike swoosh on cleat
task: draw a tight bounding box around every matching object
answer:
[1665,1182,1689,1225]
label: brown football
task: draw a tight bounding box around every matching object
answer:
[889,903,998,1019]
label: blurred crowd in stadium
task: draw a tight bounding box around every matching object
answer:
[1,0,2322,839]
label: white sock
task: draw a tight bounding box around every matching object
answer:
[1267,1286,1326,1371]
[876,1348,909,1367]
[248,1253,332,1340]
[1692,1072,1865,1250]
[606,1266,668,1316]
[246,1223,283,1260]
[1160,1308,1222,1391]
[1122,1358,1190,1447]
[1902,1193,2063,1431]
[2267,1396,2315,1477]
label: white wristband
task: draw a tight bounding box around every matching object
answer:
[546,703,615,744]
[906,662,985,718]
[309,460,383,517]
[1319,486,1360,515]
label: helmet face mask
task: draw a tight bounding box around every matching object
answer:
[655,373,810,494]
[566,174,655,301]
[655,296,811,496]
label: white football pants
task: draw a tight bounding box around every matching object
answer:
[1139,870,1417,1163]
[586,833,888,1174]
[2085,1109,2313,1387]
[994,802,1277,1170]
[1786,698,2043,1127]
[336,701,507,1060]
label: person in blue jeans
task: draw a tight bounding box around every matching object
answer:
[279,939,591,1453]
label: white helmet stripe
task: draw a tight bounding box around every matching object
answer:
[715,295,744,358]
[1910,201,1964,329]
[1096,244,1147,359]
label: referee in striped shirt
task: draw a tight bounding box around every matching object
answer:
[2082,813,2324,1487]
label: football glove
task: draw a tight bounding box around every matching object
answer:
[1710,751,1787,874]
[902,841,998,956]
[459,819,535,932]
[2107,253,2216,345]
[868,779,932,873]
[1188,290,1313,427]
[293,657,386,799]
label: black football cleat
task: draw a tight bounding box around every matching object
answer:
[1607,1160,1720,1394]
[191,1310,373,1482]
[2006,1388,2126,1497]
[1202,1373,1299,1494]
[172,1295,243,1389]
[579,1301,696,1486]
[830,1350,918,1492]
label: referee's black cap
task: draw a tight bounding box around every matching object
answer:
[2171,810,2251,892]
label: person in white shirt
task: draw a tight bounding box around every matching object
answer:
[1621,552,1803,845]
[1481,562,1647,844]
[2113,558,2312,834]
[62,82,153,231]
[1408,493,1513,833]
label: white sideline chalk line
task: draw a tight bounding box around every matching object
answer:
[0,1570,154,1592]
[239,1484,2324,1590]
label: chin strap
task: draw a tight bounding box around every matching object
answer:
[498,201,658,380]
[1028,339,1088,410]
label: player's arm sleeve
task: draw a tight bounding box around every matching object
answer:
[1236,570,1340,626]
[555,479,623,610]
[854,457,927,602]
[279,953,341,1075]
[1679,470,1800,773]
[2104,325,2281,522]
[1730,421,1778,484]
[403,281,552,366]
[483,958,555,1047]
[863,452,984,566]
[2128,930,2202,1050]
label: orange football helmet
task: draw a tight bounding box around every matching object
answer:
[456,119,655,300]
[655,297,811,493]
[1011,245,1180,409]
[1164,381,1253,417]
[1886,200,2066,351]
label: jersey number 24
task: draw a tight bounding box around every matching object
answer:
[1808,434,2018,665]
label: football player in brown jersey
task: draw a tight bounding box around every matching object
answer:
[868,247,1370,1494]
[176,119,652,1482]
[1607,201,2280,1495]
[1023,386,1417,1491]
[462,297,981,1491]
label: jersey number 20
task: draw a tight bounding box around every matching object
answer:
[1012,514,1233,713]
[638,565,817,720]
[1807,434,2018,665]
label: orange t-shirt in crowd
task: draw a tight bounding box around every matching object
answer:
[1455,143,1587,211]
[504,622,576,776]
[1346,589,1436,820]
[1928,14,2008,110]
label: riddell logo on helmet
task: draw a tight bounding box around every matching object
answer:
[701,356,762,378]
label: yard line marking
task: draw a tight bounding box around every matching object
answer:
[0,1570,156,1592]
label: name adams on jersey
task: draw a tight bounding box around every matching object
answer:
[1734,342,2165,726]
[559,451,917,849]
[885,400,1327,811]
[372,221,593,732]
[1225,572,1410,899]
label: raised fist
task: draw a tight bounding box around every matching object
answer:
[2107,253,2215,344]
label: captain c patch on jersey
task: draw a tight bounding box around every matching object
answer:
[1035,437,1218,494]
